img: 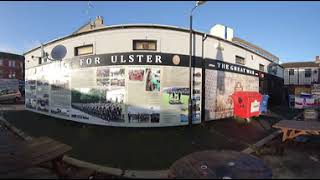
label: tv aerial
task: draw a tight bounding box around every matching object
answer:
[31,44,67,62]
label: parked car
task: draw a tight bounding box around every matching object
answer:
[0,89,22,103]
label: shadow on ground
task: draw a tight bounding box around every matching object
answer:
[3,105,300,170]
[255,136,320,179]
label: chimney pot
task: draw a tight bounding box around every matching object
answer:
[95,16,104,25]
[316,56,320,64]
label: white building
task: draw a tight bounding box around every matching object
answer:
[24,16,284,127]
[282,56,320,95]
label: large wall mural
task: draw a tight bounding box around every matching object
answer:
[25,52,260,127]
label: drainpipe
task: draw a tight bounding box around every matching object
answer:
[201,34,208,125]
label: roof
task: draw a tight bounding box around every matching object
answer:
[22,24,279,64]
[72,19,106,35]
[281,61,320,68]
[0,52,24,60]
[232,37,279,62]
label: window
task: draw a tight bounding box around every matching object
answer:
[235,55,245,65]
[289,69,294,75]
[12,61,15,68]
[251,55,254,60]
[0,60,3,66]
[75,44,93,56]
[305,69,311,78]
[133,40,157,51]
[259,64,265,72]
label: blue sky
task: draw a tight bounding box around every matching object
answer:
[0,1,319,63]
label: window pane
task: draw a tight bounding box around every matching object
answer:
[235,56,245,65]
[305,69,311,77]
[289,69,294,75]
[133,40,156,50]
[75,45,93,56]
[259,64,265,71]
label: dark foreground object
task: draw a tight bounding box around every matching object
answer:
[168,150,272,179]
[273,120,320,142]
[0,123,72,178]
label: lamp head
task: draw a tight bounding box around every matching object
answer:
[196,1,206,6]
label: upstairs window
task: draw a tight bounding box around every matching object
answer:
[259,64,265,72]
[305,69,311,78]
[235,55,245,65]
[75,44,93,56]
[289,69,294,75]
[133,40,157,51]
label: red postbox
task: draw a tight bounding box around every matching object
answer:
[231,91,263,119]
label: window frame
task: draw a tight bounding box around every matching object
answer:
[305,69,311,78]
[235,55,245,65]
[289,69,294,76]
[133,40,157,51]
[259,64,265,72]
[74,44,94,56]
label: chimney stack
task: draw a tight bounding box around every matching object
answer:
[316,56,320,64]
[95,16,104,26]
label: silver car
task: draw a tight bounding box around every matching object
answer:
[0,89,22,103]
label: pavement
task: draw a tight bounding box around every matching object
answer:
[255,136,320,179]
[1,103,299,170]
[4,102,318,179]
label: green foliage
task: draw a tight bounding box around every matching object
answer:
[71,88,106,103]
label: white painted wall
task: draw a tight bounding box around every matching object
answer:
[284,67,319,85]
[25,25,282,78]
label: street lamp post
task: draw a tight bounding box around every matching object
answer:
[188,1,206,127]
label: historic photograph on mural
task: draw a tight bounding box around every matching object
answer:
[128,68,145,81]
[127,105,160,123]
[48,61,71,117]
[50,77,71,117]
[145,68,160,92]
[192,68,202,123]
[25,79,37,110]
[96,67,110,87]
[36,74,50,113]
[162,87,189,122]
[110,67,125,88]
[71,87,125,123]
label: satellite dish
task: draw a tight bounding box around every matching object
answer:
[51,45,67,61]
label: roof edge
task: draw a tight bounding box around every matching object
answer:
[22,24,279,64]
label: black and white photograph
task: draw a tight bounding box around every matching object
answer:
[71,88,125,123]
[110,67,125,88]
[97,67,110,87]
[128,106,160,123]
[51,107,70,117]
